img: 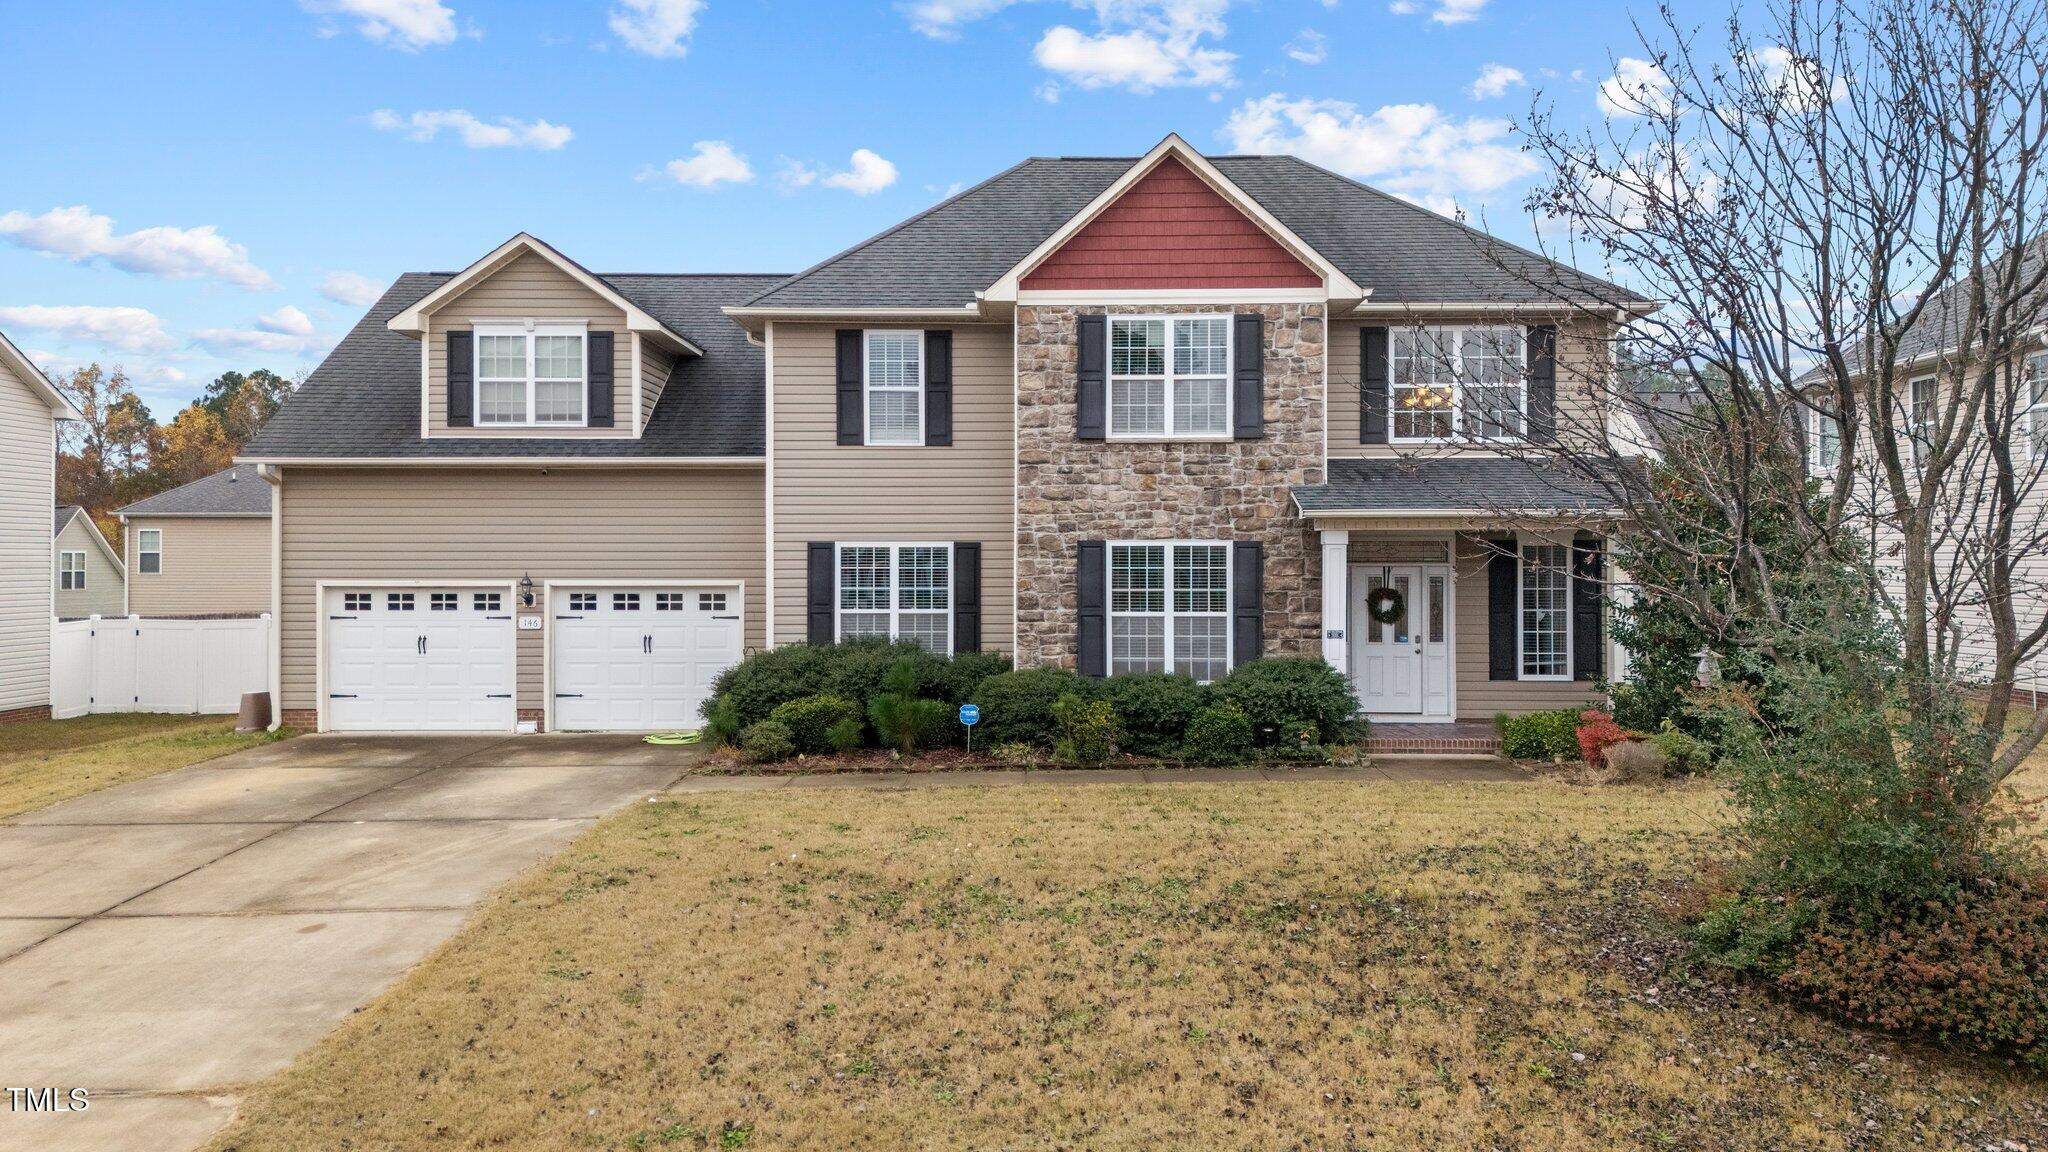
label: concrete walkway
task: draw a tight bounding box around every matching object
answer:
[0,733,698,1152]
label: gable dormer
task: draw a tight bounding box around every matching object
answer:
[386,234,700,439]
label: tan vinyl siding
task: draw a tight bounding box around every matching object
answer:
[125,516,271,617]
[277,466,765,716]
[1329,317,1609,458]
[0,359,56,712]
[640,340,677,431]
[769,323,1015,649]
[53,514,123,619]
[424,251,634,437]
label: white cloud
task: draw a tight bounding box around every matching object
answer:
[1285,30,1326,65]
[0,206,274,290]
[661,141,754,188]
[822,149,899,195]
[1035,81,1063,103]
[0,305,176,354]
[1034,21,1234,91]
[1750,44,1847,111]
[1387,0,1416,11]
[319,271,388,307]
[903,0,1021,38]
[256,306,315,337]
[369,109,572,150]
[609,0,705,58]
[1598,56,1673,118]
[775,159,818,190]
[1388,0,1484,23]
[1221,93,1539,211]
[1468,62,1523,99]
[301,0,458,50]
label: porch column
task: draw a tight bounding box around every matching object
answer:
[1320,529,1349,674]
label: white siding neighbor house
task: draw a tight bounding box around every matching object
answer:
[0,329,81,722]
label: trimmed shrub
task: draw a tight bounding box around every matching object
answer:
[922,650,1014,705]
[1264,717,1326,763]
[820,639,949,710]
[1106,674,1211,756]
[1184,703,1254,765]
[702,644,831,734]
[768,694,865,755]
[968,667,1101,747]
[703,642,1004,745]
[1212,658,1358,745]
[1650,724,1712,774]
[1496,709,1581,760]
[737,720,795,763]
[1051,694,1120,767]
[1575,709,1630,766]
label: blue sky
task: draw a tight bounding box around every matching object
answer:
[0,0,1667,414]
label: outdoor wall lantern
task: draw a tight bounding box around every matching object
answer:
[519,573,536,607]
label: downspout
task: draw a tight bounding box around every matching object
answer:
[258,464,284,731]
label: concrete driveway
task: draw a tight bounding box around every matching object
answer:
[0,733,700,1152]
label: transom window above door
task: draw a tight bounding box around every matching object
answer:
[474,325,586,426]
[1390,326,1527,442]
[865,331,924,445]
[1109,316,1231,439]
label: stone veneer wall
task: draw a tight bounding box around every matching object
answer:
[1014,303,1326,671]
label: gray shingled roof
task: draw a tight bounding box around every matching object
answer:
[54,505,79,536]
[1291,457,1620,514]
[243,273,783,460]
[119,466,274,516]
[744,154,1643,310]
[1796,236,2048,384]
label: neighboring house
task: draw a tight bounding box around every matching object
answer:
[243,134,1645,734]
[117,466,274,618]
[0,329,82,723]
[52,505,124,619]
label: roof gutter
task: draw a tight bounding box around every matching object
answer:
[720,303,985,334]
[1345,301,1661,318]
[235,455,765,468]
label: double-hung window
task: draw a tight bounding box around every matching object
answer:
[474,325,586,426]
[1109,316,1231,439]
[59,550,86,590]
[865,331,923,445]
[1108,541,1231,682]
[837,543,951,653]
[1809,404,1842,476]
[2026,353,2048,459]
[137,529,162,575]
[1519,541,1571,680]
[1907,375,1936,465]
[1390,326,1528,442]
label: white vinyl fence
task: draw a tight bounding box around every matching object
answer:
[52,615,270,719]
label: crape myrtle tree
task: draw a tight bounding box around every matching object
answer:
[1449,0,2048,912]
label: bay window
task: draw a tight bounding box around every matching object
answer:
[1390,325,1527,441]
[837,543,951,653]
[474,325,586,426]
[1519,541,1571,680]
[1108,541,1231,682]
[865,331,924,445]
[1109,316,1231,439]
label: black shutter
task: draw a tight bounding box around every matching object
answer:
[1572,535,1605,680]
[587,331,615,428]
[1076,314,1107,440]
[1360,326,1388,443]
[446,330,473,427]
[924,330,953,446]
[1232,312,1264,439]
[1487,538,1519,681]
[952,541,981,653]
[807,543,836,645]
[835,330,864,445]
[1077,540,1107,676]
[1527,325,1557,444]
[1232,541,1264,668]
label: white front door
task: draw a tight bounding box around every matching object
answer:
[1349,564,1453,717]
[551,586,744,732]
[324,588,516,732]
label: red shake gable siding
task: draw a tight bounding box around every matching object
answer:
[1020,157,1322,291]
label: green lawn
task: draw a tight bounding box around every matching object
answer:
[0,714,293,819]
[207,772,2044,1152]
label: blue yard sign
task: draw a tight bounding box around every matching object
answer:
[959,703,980,752]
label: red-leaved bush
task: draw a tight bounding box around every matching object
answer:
[1575,709,1629,766]
[1774,879,2048,1069]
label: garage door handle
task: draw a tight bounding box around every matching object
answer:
[643,635,652,654]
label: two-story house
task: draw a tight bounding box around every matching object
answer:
[243,135,1641,734]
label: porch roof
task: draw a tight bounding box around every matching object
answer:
[1291,456,1621,517]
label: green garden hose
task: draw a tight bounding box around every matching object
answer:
[643,730,703,746]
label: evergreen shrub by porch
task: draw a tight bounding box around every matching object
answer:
[1105,674,1212,756]
[1184,703,1255,764]
[1051,694,1120,767]
[1496,709,1582,760]
[1210,658,1359,744]
[767,694,864,755]
[966,667,1101,747]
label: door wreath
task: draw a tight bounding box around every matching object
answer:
[1365,585,1406,626]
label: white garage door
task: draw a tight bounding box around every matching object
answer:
[551,585,743,732]
[324,587,516,732]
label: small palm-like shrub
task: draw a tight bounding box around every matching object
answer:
[768,694,865,755]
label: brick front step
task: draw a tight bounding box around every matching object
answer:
[1364,735,1503,754]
